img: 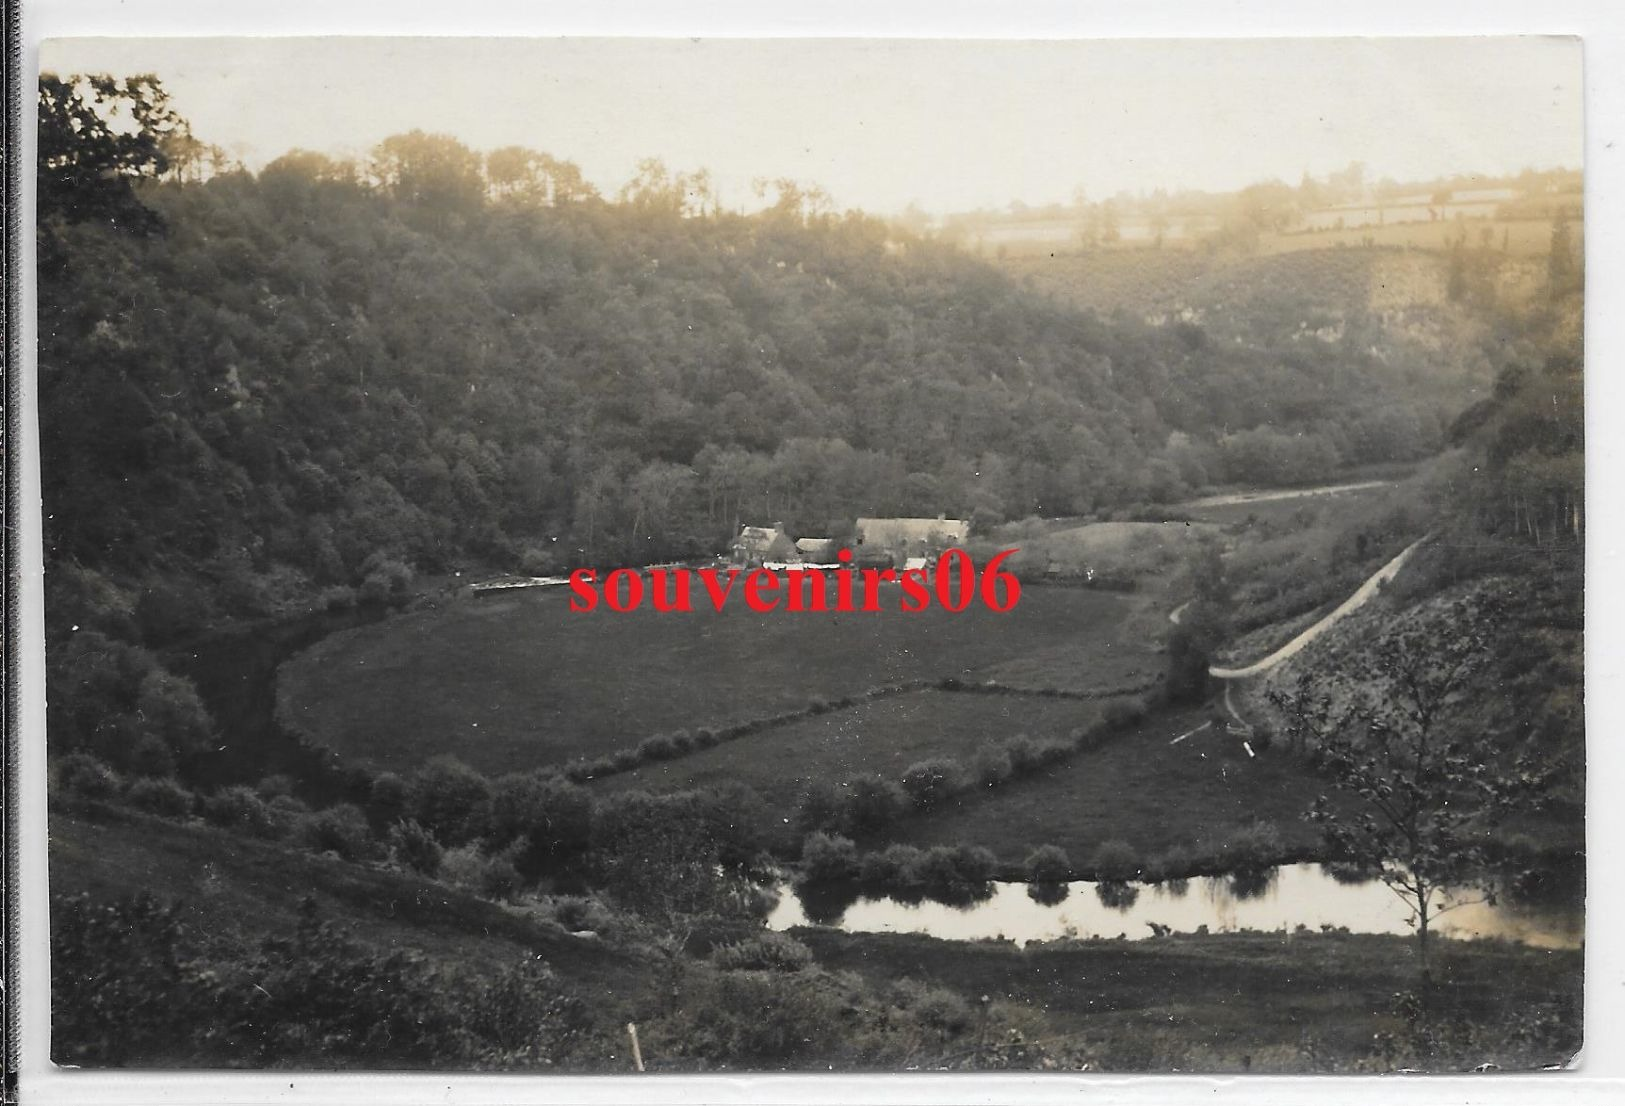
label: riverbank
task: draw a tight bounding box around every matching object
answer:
[791,925,1581,1072]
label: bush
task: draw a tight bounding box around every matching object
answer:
[442,843,525,901]
[711,933,815,973]
[1103,697,1149,728]
[367,771,409,823]
[693,727,720,749]
[800,832,859,883]
[56,752,121,799]
[464,956,590,1058]
[636,733,679,761]
[900,758,966,809]
[319,584,357,611]
[406,755,491,845]
[840,777,909,838]
[544,895,615,934]
[1091,839,1142,880]
[1002,734,1042,774]
[202,785,282,838]
[125,776,194,818]
[948,843,998,883]
[858,843,920,885]
[387,819,444,877]
[971,746,1014,787]
[128,733,177,778]
[609,748,641,772]
[255,774,297,800]
[299,803,374,861]
[1025,844,1072,884]
[51,893,199,1065]
[1222,821,1284,872]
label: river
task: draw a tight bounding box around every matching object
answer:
[767,864,1582,950]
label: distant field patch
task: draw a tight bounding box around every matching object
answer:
[599,689,1105,808]
[277,582,1146,776]
[1170,484,1390,527]
[892,704,1336,862]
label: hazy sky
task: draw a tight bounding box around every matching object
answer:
[40,36,1582,214]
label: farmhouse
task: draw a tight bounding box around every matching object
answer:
[794,536,840,563]
[854,515,967,565]
[730,523,799,568]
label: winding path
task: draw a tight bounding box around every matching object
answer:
[1206,536,1428,679]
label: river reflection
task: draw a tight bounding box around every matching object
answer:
[767,863,1582,949]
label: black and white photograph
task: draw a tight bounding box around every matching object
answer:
[30,31,1585,1077]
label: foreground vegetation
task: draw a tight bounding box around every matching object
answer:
[52,800,1579,1072]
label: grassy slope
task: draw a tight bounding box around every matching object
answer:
[891,703,1339,862]
[598,690,1105,807]
[49,800,648,997]
[277,583,1152,776]
[794,926,1581,1071]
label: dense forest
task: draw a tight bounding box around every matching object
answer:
[40,78,1483,631]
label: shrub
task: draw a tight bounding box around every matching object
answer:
[1002,734,1042,773]
[636,733,679,761]
[906,846,969,888]
[255,774,297,800]
[692,727,720,749]
[900,758,966,809]
[1025,844,1072,884]
[320,585,357,612]
[711,933,815,973]
[202,785,282,838]
[670,729,696,754]
[887,979,974,1036]
[442,844,525,901]
[971,745,1013,787]
[128,734,177,778]
[464,956,589,1057]
[545,895,615,934]
[1034,737,1073,766]
[1103,697,1150,728]
[840,776,909,838]
[1155,843,1194,881]
[387,819,444,877]
[807,696,832,715]
[1091,839,1142,880]
[214,898,469,1065]
[51,893,198,1066]
[56,752,121,799]
[1223,821,1284,872]
[609,748,641,772]
[367,771,409,823]
[945,843,996,883]
[406,755,491,845]
[859,843,920,885]
[125,776,194,818]
[800,832,859,883]
[299,803,374,861]
[795,779,845,835]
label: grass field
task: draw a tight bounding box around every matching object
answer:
[278,581,1155,776]
[1170,483,1393,528]
[599,689,1107,807]
[891,703,1339,863]
[794,926,1581,1072]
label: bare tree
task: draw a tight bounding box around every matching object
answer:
[1271,598,1554,975]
